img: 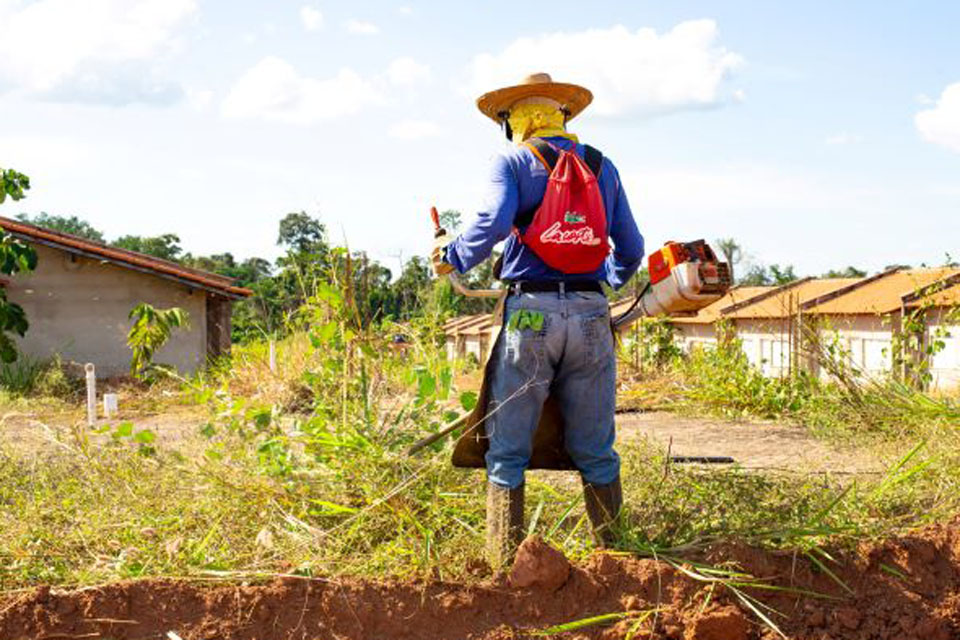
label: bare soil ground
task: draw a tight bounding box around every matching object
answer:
[617,411,883,474]
[0,404,880,474]
[3,523,959,640]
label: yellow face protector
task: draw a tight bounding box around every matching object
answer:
[506,103,578,142]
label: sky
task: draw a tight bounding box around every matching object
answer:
[1,0,958,278]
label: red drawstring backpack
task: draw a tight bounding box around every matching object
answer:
[516,138,610,274]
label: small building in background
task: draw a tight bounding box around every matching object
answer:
[0,217,252,377]
[900,273,960,392]
[667,286,773,353]
[803,268,959,384]
[443,313,498,363]
[440,270,960,391]
[721,278,860,377]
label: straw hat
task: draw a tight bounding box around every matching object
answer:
[476,72,593,124]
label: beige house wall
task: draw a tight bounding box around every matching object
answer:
[7,244,208,377]
[733,318,794,377]
[673,323,717,352]
[814,314,893,379]
[928,307,960,391]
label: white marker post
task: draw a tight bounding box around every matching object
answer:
[84,363,96,426]
[103,393,118,419]
[269,340,277,373]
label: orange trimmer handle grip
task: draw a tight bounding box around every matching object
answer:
[430,206,445,238]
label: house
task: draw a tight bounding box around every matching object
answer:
[440,269,960,389]
[0,216,252,377]
[666,286,774,353]
[720,278,861,377]
[802,267,959,384]
[443,313,499,363]
[898,271,960,391]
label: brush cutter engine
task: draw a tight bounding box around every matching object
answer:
[612,240,731,329]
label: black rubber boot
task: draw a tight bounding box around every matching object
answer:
[583,476,623,548]
[486,482,525,572]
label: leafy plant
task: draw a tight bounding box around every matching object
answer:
[0,167,30,204]
[0,166,38,362]
[127,303,190,378]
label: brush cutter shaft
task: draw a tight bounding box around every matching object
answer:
[447,274,503,299]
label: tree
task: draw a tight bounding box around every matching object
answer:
[715,238,743,282]
[0,166,38,362]
[16,213,105,242]
[127,303,189,378]
[438,209,462,233]
[278,211,328,255]
[113,234,183,261]
[391,256,432,320]
[740,263,798,286]
[823,266,867,279]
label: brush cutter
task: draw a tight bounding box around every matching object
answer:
[411,207,732,469]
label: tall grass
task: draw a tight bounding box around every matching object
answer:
[1,274,958,591]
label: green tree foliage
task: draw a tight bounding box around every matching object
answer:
[823,266,867,279]
[389,256,432,320]
[0,168,30,204]
[127,303,190,378]
[113,233,183,261]
[0,167,38,363]
[740,263,799,286]
[15,213,106,242]
[438,209,462,233]
[278,211,329,259]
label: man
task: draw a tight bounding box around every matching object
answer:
[432,73,644,567]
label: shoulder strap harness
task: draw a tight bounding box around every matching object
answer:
[515,138,604,229]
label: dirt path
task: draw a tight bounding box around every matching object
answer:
[617,411,883,474]
[0,404,882,475]
[2,523,958,640]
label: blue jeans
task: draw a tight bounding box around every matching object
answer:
[485,291,620,489]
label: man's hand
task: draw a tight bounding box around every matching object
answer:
[431,235,455,277]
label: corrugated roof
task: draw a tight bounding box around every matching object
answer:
[902,272,960,308]
[723,278,861,319]
[918,283,960,308]
[806,268,959,315]
[461,315,498,336]
[670,286,774,324]
[0,216,252,298]
[444,314,491,335]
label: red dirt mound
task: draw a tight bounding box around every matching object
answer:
[2,525,960,639]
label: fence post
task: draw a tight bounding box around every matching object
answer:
[85,363,96,426]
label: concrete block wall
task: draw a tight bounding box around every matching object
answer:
[7,245,208,377]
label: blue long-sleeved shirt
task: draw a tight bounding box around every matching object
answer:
[444,136,644,289]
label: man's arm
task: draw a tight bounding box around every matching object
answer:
[603,165,644,289]
[444,153,519,274]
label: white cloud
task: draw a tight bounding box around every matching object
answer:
[345,19,380,35]
[386,57,431,87]
[221,56,382,124]
[185,87,214,112]
[300,5,322,31]
[467,20,743,118]
[388,120,442,140]
[398,6,413,15]
[0,0,196,104]
[916,82,960,153]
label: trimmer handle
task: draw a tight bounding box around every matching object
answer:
[430,206,445,238]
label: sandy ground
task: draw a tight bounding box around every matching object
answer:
[617,410,883,474]
[0,402,881,474]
